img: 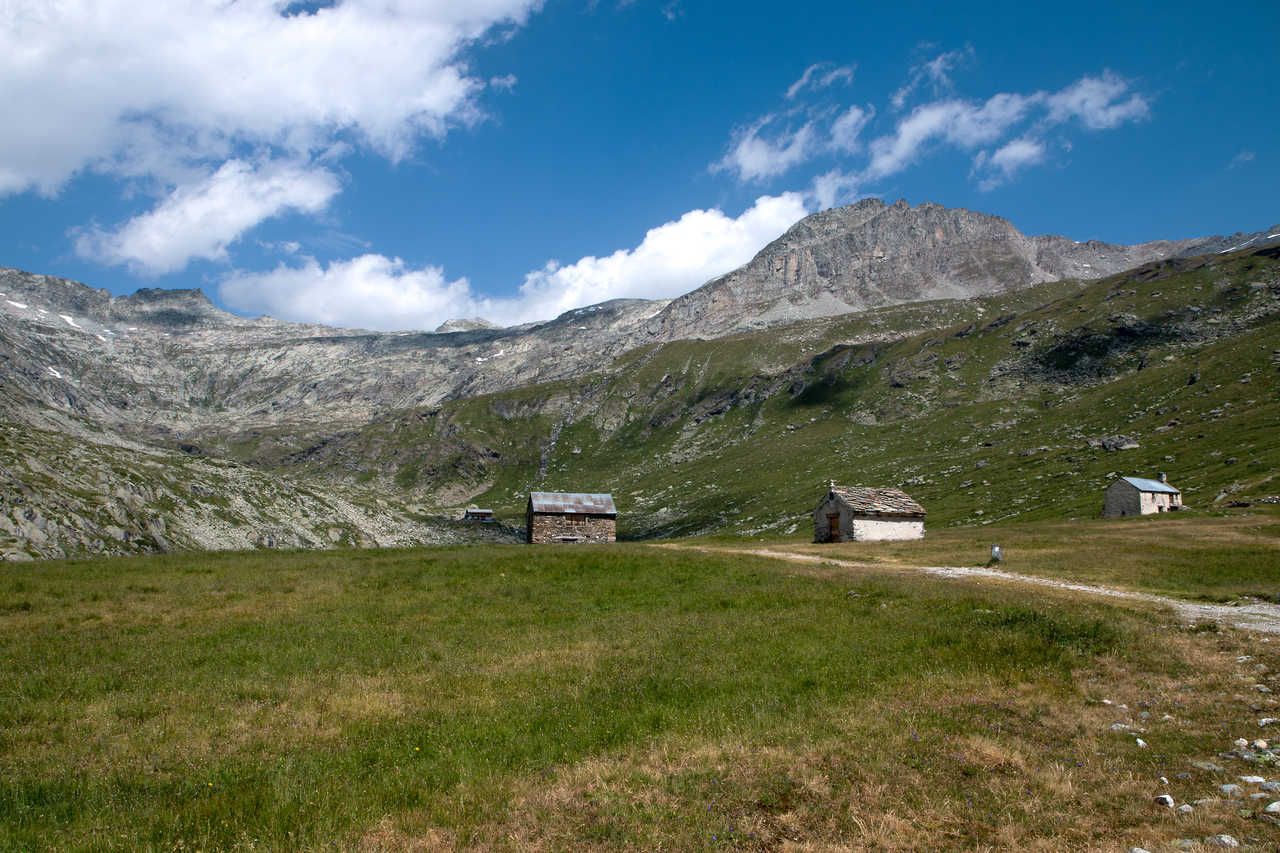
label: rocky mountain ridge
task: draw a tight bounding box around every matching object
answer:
[641,199,1274,340]
[6,200,1273,451]
[2,200,1277,559]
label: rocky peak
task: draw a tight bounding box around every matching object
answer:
[643,200,1208,341]
[435,317,501,333]
[108,287,236,329]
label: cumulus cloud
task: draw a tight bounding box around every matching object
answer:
[219,193,809,331]
[220,254,476,331]
[75,160,341,275]
[1,0,541,270]
[0,1,543,193]
[514,193,808,322]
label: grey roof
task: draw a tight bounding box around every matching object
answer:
[827,486,926,517]
[1119,476,1181,494]
[529,491,617,515]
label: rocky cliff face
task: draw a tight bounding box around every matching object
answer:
[642,199,1231,340]
[0,266,667,446]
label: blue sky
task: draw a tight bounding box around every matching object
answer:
[1,0,1276,331]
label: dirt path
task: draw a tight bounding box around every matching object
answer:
[654,544,1280,635]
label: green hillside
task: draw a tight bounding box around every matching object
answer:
[237,247,1280,539]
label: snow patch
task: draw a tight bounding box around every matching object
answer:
[6,300,28,309]
[59,314,82,329]
[46,366,61,379]
[1220,236,1260,254]
[95,334,107,343]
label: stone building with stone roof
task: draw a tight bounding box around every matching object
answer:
[1102,475,1182,518]
[526,492,617,543]
[813,485,926,543]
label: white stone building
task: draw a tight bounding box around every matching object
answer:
[813,486,926,543]
[1102,475,1183,518]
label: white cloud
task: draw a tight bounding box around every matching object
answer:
[514,193,809,322]
[785,63,855,100]
[0,0,541,270]
[810,169,861,210]
[864,93,1036,180]
[716,55,1152,195]
[973,138,1046,190]
[890,46,972,109]
[713,117,820,182]
[1228,149,1256,169]
[219,193,809,330]
[220,254,476,330]
[75,159,340,275]
[0,1,542,194]
[1045,72,1150,129]
[829,105,871,154]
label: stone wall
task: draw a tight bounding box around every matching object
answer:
[813,496,924,542]
[849,517,924,541]
[528,513,616,544]
[1103,482,1182,518]
[813,495,845,543]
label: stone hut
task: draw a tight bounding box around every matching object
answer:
[1102,475,1182,518]
[814,485,926,543]
[526,492,617,544]
[462,508,494,522]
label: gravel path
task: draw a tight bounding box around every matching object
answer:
[655,544,1280,635]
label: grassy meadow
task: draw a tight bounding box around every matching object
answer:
[3,530,1280,850]
[768,505,1280,603]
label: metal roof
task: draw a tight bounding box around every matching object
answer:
[827,486,926,517]
[528,491,617,515]
[1119,477,1181,494]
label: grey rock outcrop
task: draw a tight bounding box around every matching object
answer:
[642,199,1219,340]
[435,317,501,333]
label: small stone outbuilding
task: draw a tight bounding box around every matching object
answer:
[1102,475,1182,518]
[814,485,926,543]
[462,508,494,522]
[526,492,617,544]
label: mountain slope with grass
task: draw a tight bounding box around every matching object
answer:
[1,204,1277,559]
[278,246,1280,538]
